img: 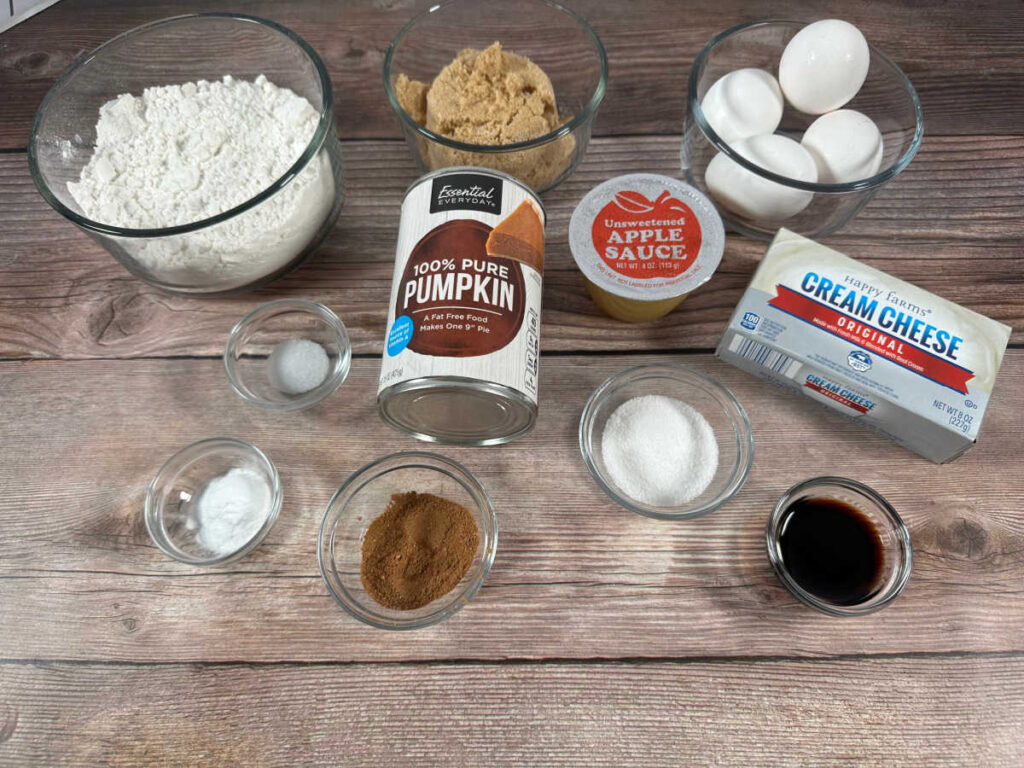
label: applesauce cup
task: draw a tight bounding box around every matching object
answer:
[569,174,725,323]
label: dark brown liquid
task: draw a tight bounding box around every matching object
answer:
[778,497,884,605]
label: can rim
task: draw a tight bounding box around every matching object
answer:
[378,376,538,446]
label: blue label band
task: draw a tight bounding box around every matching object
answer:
[387,315,414,357]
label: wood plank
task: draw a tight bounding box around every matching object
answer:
[2,0,1023,148]
[1,353,1021,662]
[1,135,1021,361]
[3,0,1021,756]
[1,656,1022,765]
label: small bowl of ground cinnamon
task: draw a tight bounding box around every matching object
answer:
[383,0,607,192]
[317,451,497,629]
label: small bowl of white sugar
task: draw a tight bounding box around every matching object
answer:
[224,299,352,412]
[579,364,754,520]
[145,438,282,565]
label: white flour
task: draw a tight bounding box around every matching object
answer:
[68,74,334,286]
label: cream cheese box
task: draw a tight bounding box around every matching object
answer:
[717,229,1011,463]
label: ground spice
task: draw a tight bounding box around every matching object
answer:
[360,491,480,610]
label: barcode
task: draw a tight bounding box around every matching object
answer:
[728,334,801,378]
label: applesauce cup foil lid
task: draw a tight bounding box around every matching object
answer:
[569,173,725,302]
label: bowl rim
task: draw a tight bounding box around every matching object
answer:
[687,19,925,193]
[579,363,755,521]
[382,0,609,154]
[765,475,913,616]
[144,436,282,566]
[28,12,335,238]
[317,451,498,630]
[223,298,352,412]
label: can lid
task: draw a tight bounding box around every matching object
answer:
[568,173,725,302]
[379,377,537,446]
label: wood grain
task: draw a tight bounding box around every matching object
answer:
[3,1,1024,762]
[2,0,1023,148]
[1,135,1021,361]
[1,656,1023,765]
[1,353,1021,663]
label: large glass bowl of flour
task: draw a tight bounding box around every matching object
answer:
[28,13,344,295]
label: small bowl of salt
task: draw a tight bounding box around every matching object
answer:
[579,364,754,520]
[224,298,352,412]
[145,437,282,565]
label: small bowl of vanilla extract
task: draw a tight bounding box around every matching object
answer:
[766,477,912,616]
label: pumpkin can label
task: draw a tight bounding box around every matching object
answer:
[395,219,526,358]
[379,168,545,413]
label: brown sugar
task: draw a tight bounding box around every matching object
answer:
[360,491,480,610]
[394,73,428,126]
[487,199,545,273]
[395,42,576,190]
[424,42,559,145]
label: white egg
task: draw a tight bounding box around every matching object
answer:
[706,134,818,220]
[700,68,784,145]
[779,19,870,114]
[801,109,884,183]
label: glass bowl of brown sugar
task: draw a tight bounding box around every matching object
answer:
[317,451,498,630]
[383,0,608,193]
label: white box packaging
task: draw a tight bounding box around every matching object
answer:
[717,229,1011,463]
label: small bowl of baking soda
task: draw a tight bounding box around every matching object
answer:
[224,299,352,412]
[145,438,282,565]
[579,364,754,520]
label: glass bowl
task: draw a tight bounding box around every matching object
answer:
[28,13,345,295]
[766,476,912,616]
[579,364,754,520]
[383,0,607,193]
[318,452,498,630]
[224,299,351,412]
[144,438,282,566]
[681,20,924,239]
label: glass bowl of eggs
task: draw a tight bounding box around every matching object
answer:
[681,19,924,239]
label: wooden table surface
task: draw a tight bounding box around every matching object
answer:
[2,1,1023,765]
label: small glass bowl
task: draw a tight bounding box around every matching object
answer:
[144,438,282,566]
[224,299,351,412]
[681,20,924,239]
[318,452,498,630]
[28,13,345,294]
[766,476,912,616]
[383,0,607,193]
[579,364,754,520]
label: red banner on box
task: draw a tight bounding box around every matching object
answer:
[804,379,870,413]
[768,285,973,394]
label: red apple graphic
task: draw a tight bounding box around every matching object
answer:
[613,190,656,214]
[591,189,703,280]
